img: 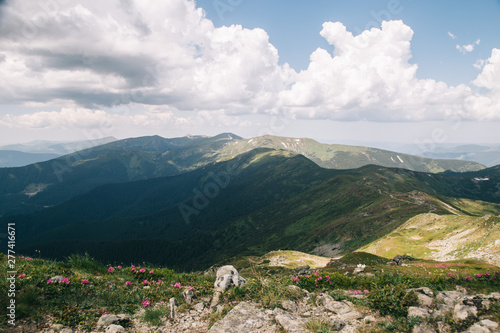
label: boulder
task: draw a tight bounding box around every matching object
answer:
[281,300,299,313]
[319,295,354,314]
[193,302,205,312]
[408,307,430,319]
[392,255,414,266]
[182,289,196,304]
[106,324,126,333]
[273,308,308,333]
[214,265,246,292]
[97,314,131,329]
[412,323,437,333]
[169,297,177,319]
[208,302,276,333]
[465,319,499,333]
[453,304,477,321]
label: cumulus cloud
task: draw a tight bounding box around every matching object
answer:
[448,32,457,39]
[0,0,293,111]
[0,0,499,126]
[456,39,480,54]
[278,21,476,121]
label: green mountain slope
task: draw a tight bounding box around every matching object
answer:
[359,212,500,266]
[0,133,485,217]
[11,149,499,271]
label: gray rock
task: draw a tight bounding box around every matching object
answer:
[329,319,347,330]
[50,275,65,283]
[408,287,434,297]
[453,304,477,321]
[319,295,354,314]
[106,324,126,333]
[97,314,131,328]
[60,328,74,333]
[412,323,437,333]
[169,297,177,319]
[465,319,499,333]
[208,302,276,333]
[273,308,308,333]
[193,302,205,312]
[437,291,464,307]
[392,254,414,266]
[50,324,65,332]
[337,311,364,321]
[182,289,196,304]
[281,300,299,313]
[437,322,452,333]
[417,294,434,307]
[408,307,430,319]
[214,265,246,292]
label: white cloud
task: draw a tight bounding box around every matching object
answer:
[448,32,457,39]
[0,0,499,127]
[456,39,480,54]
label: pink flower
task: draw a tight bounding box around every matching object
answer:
[18,274,26,278]
[125,281,132,286]
[21,256,24,259]
[47,278,52,284]
[108,267,115,273]
[143,280,148,285]
[117,266,122,269]
[447,272,453,276]
[60,278,70,284]
[466,276,471,280]
[131,268,136,272]
[484,272,490,276]
[131,265,135,268]
[81,279,90,285]
[149,270,154,274]
[102,312,108,316]
[188,286,194,290]
[364,290,370,294]
[171,282,182,288]
[494,271,499,274]
[27,257,33,260]
[139,268,146,273]
[477,273,482,278]
[314,270,319,277]
[142,300,151,307]
[318,276,322,280]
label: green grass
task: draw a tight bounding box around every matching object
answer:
[1,252,499,331]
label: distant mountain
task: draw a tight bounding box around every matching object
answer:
[217,135,486,173]
[8,149,500,270]
[399,144,500,167]
[0,137,117,155]
[0,150,60,167]
[0,133,485,217]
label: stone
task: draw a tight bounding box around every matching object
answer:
[392,255,414,266]
[50,275,65,283]
[408,287,434,297]
[97,314,131,328]
[412,323,437,333]
[106,324,126,333]
[319,295,354,314]
[465,319,499,333]
[281,300,299,313]
[193,302,205,312]
[436,291,464,306]
[182,289,195,304]
[353,264,366,275]
[337,311,364,321]
[408,307,430,319]
[363,316,377,324]
[208,302,276,333]
[453,304,477,321]
[50,324,65,331]
[60,328,74,333]
[329,319,347,331]
[211,291,222,308]
[169,297,177,320]
[213,265,246,292]
[437,322,452,333]
[273,308,308,333]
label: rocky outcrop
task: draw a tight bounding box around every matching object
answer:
[207,302,278,333]
[213,265,246,292]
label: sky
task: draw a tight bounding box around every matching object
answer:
[0,0,499,150]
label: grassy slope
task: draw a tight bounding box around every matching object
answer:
[359,212,500,265]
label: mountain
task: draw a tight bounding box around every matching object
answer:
[8,149,500,271]
[399,143,500,167]
[0,133,485,217]
[218,135,486,173]
[0,150,60,167]
[0,137,117,155]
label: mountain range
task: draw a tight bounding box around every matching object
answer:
[1,133,499,271]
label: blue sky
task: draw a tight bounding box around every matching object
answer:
[0,0,499,149]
